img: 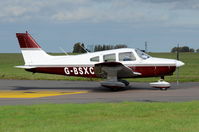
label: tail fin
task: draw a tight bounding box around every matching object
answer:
[16,31,51,65]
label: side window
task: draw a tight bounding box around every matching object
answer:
[90,56,99,62]
[103,53,116,62]
[119,52,136,61]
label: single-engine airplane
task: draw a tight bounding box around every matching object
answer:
[16,32,184,90]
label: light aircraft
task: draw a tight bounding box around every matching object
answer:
[16,32,184,90]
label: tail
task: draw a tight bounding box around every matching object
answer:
[16,31,51,66]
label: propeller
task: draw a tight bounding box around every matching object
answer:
[176,44,179,85]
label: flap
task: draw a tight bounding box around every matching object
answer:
[94,62,141,78]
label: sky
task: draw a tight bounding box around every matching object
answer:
[0,0,199,53]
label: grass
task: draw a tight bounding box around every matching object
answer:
[0,53,96,81]
[0,102,199,132]
[0,53,199,132]
[0,53,199,82]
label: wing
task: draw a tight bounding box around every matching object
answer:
[94,62,141,79]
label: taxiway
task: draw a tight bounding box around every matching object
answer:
[0,80,199,105]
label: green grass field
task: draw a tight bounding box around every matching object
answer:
[0,102,199,132]
[0,53,198,82]
[0,54,199,132]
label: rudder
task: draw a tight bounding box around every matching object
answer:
[16,31,41,49]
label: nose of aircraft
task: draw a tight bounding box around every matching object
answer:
[176,60,185,67]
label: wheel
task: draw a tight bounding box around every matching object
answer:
[160,88,168,91]
[110,87,120,91]
[119,80,129,86]
[101,84,124,91]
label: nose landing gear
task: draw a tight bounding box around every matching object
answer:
[149,76,171,91]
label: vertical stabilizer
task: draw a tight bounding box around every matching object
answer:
[16,32,51,65]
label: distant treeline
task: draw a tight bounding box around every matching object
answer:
[171,46,199,53]
[72,42,128,53]
[94,44,127,51]
[73,43,199,53]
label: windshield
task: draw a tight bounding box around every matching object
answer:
[135,49,151,59]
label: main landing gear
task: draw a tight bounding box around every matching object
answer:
[119,79,130,86]
[149,76,171,91]
[101,79,130,91]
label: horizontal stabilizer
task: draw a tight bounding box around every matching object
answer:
[15,65,36,69]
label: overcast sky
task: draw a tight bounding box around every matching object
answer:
[0,0,199,53]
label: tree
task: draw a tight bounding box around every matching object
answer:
[94,44,128,52]
[72,42,86,53]
[115,44,128,49]
[171,47,178,53]
[94,45,103,51]
[80,43,86,53]
[196,49,199,53]
[171,46,194,53]
[189,48,195,52]
[181,46,190,52]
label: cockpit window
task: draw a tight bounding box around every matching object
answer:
[90,56,99,62]
[103,53,116,62]
[135,49,150,59]
[119,52,136,61]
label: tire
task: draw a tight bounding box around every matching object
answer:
[110,88,120,91]
[119,80,129,86]
[160,88,167,91]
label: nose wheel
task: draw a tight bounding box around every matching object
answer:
[149,76,170,90]
[160,87,168,91]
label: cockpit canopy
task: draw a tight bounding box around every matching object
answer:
[89,48,151,63]
[135,49,151,60]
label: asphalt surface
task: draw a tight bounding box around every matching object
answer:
[0,80,199,105]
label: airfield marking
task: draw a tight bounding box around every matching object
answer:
[0,90,88,98]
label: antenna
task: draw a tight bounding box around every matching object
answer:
[79,43,90,53]
[59,47,68,55]
[177,44,179,60]
[145,41,148,52]
[87,44,94,52]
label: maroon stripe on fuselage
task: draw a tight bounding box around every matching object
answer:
[26,66,176,78]
[26,67,97,78]
[130,66,176,77]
